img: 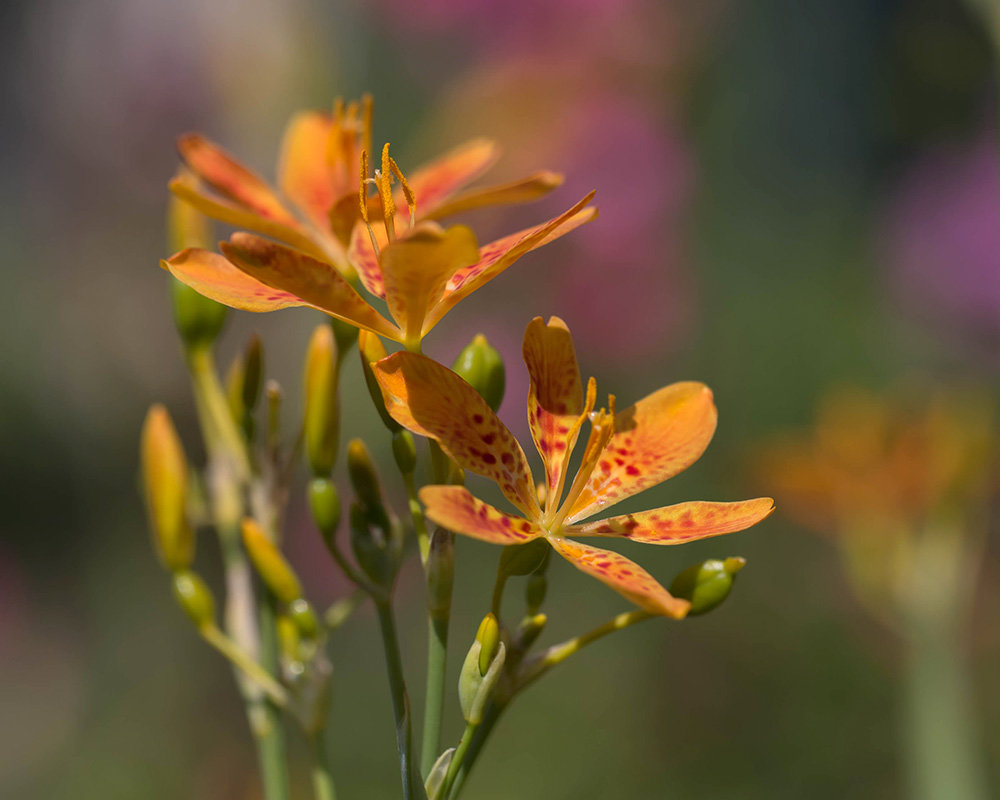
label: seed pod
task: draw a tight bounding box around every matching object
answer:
[308,478,342,549]
[303,325,340,476]
[288,598,319,640]
[669,557,746,616]
[141,405,194,571]
[452,334,505,412]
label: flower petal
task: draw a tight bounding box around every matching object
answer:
[566,382,718,523]
[569,498,775,544]
[422,171,564,220]
[373,352,539,516]
[549,537,689,618]
[219,234,401,339]
[423,193,597,333]
[163,249,307,312]
[419,485,543,545]
[346,221,387,298]
[380,224,479,344]
[177,134,298,226]
[405,138,501,217]
[522,316,585,500]
[169,174,327,260]
[277,111,337,228]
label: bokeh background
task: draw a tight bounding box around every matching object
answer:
[3,0,1000,797]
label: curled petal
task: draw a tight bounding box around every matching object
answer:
[177,134,297,226]
[163,249,307,312]
[569,499,775,544]
[405,138,501,217]
[549,537,689,618]
[420,486,544,545]
[219,234,400,339]
[522,316,585,498]
[423,193,597,333]
[373,352,539,516]
[422,171,564,220]
[566,382,718,523]
[278,111,337,228]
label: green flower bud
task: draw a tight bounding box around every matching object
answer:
[171,278,227,353]
[241,518,303,604]
[226,334,264,440]
[452,334,505,412]
[308,478,342,548]
[349,502,393,587]
[277,613,300,660]
[172,570,215,629]
[499,539,550,577]
[347,439,384,513]
[141,404,195,571]
[392,429,417,475]
[288,598,319,640]
[426,529,455,618]
[303,325,341,476]
[669,557,746,616]
[459,614,506,725]
[525,574,547,615]
[358,331,400,432]
[424,747,455,800]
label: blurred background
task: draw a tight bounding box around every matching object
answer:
[3,0,1000,797]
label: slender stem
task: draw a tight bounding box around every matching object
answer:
[402,471,430,564]
[255,590,290,800]
[439,722,477,800]
[375,600,426,800]
[421,612,449,777]
[490,572,508,618]
[310,731,338,800]
[199,624,289,707]
[448,702,502,800]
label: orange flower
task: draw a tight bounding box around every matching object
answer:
[162,97,595,348]
[374,317,773,617]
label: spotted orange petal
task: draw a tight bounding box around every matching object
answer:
[419,486,543,545]
[565,382,718,524]
[421,171,564,220]
[548,537,690,618]
[405,138,501,218]
[345,220,388,299]
[569,498,774,544]
[219,233,400,339]
[380,224,479,344]
[522,317,585,500]
[422,193,597,333]
[373,352,539,516]
[163,249,308,312]
[278,111,337,229]
[177,134,298,226]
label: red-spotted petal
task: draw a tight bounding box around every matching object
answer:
[163,249,308,312]
[549,537,690,618]
[569,498,775,544]
[346,221,387,299]
[219,234,400,339]
[177,134,298,226]
[278,111,337,228]
[373,352,539,516]
[422,193,597,333]
[419,486,543,545]
[566,383,718,524]
[523,317,585,498]
[405,138,500,218]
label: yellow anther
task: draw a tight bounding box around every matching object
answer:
[359,150,370,223]
[378,143,397,243]
[388,155,416,227]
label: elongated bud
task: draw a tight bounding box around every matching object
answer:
[171,280,227,353]
[241,518,303,604]
[452,334,505,412]
[358,331,400,431]
[226,334,264,440]
[304,325,340,475]
[499,539,550,577]
[172,570,215,629]
[288,598,319,640]
[425,748,455,800]
[141,405,194,571]
[427,529,455,618]
[525,574,547,615]
[516,612,547,650]
[392,429,417,475]
[459,613,506,725]
[669,557,746,616]
[308,478,341,549]
[347,439,384,512]
[349,502,392,586]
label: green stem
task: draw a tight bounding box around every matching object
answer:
[255,590,290,800]
[375,600,426,800]
[199,624,288,707]
[421,612,449,777]
[448,702,502,800]
[310,731,338,800]
[439,722,477,800]
[402,471,430,565]
[490,572,508,618]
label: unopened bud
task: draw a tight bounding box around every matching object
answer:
[516,612,547,650]
[349,502,393,587]
[392,429,417,475]
[452,334,505,412]
[172,570,215,629]
[669,557,746,616]
[499,539,550,577]
[288,598,319,640]
[424,748,455,800]
[358,331,400,431]
[525,574,547,615]
[241,518,303,604]
[277,614,300,660]
[141,405,194,571]
[171,279,227,353]
[476,613,501,675]
[459,613,506,725]
[347,439,384,512]
[304,325,340,475]
[308,478,342,548]
[226,335,264,440]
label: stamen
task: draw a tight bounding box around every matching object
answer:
[378,143,397,243]
[361,94,373,169]
[358,151,381,259]
[387,155,417,228]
